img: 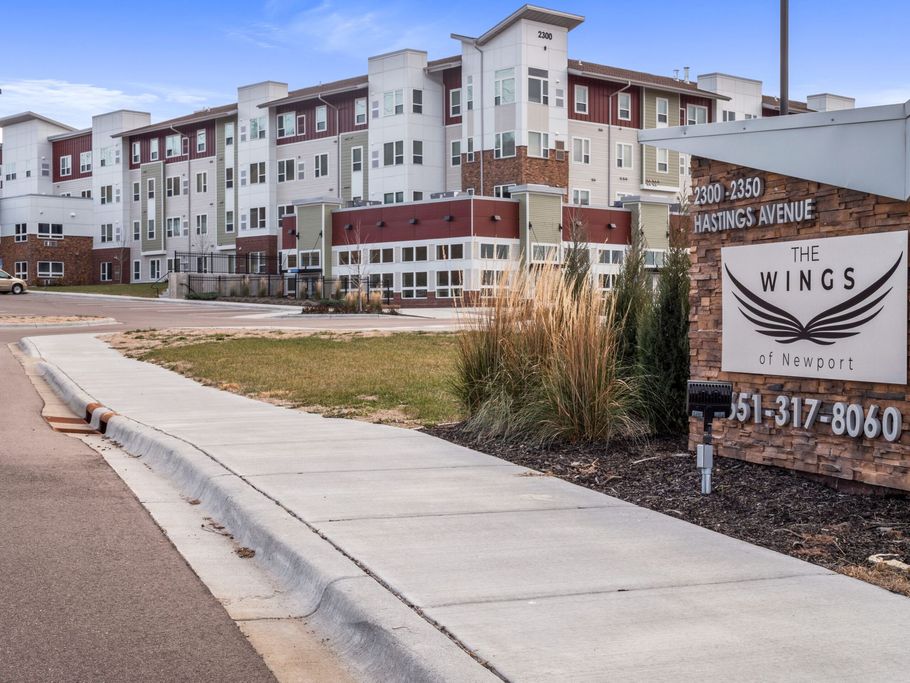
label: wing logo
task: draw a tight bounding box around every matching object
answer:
[724,254,903,346]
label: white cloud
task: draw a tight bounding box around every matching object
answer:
[0,78,227,129]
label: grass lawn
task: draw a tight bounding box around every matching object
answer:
[36,283,162,298]
[141,332,461,425]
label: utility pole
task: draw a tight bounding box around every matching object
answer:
[780,0,789,115]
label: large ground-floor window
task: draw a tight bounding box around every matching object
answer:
[37,261,64,278]
[401,272,427,299]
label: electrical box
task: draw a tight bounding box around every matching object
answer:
[687,381,733,420]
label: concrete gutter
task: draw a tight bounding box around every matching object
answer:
[28,290,302,311]
[19,336,495,682]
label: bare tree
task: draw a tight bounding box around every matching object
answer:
[563,207,592,296]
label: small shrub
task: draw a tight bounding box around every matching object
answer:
[454,266,646,445]
[187,291,218,301]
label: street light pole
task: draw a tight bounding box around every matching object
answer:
[780,0,789,115]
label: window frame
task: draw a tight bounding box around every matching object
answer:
[656,147,670,174]
[656,97,669,127]
[59,154,72,177]
[572,137,591,164]
[494,131,516,159]
[574,84,589,114]
[616,143,633,169]
[449,88,462,117]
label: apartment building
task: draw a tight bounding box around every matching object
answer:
[0,4,853,303]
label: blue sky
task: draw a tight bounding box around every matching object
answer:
[1,0,907,129]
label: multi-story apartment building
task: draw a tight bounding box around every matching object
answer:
[0,5,854,303]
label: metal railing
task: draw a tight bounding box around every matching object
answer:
[185,273,393,305]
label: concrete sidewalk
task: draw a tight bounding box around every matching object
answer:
[24,332,910,681]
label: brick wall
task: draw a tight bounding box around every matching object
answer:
[689,157,910,491]
[92,247,132,284]
[236,235,278,274]
[0,235,94,286]
[461,147,568,197]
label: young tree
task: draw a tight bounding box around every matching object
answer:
[612,218,650,373]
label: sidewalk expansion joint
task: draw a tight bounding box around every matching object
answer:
[422,570,836,610]
[318,504,621,524]
[243,463,516,477]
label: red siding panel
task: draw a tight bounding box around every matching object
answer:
[276,88,368,146]
[443,67,463,126]
[568,75,641,128]
[53,133,93,182]
[128,119,220,169]
[562,206,631,246]
[680,94,715,124]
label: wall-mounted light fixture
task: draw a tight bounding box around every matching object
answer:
[376,220,386,227]
[408,218,418,225]
[607,223,617,230]
[288,229,299,237]
[344,223,354,230]
[557,223,564,232]
[443,215,454,222]
[491,215,501,222]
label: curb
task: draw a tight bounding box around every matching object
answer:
[0,317,118,329]
[29,290,302,311]
[25,339,496,683]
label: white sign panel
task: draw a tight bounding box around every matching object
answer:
[722,232,908,384]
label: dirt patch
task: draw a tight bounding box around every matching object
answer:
[426,425,910,597]
[0,314,106,325]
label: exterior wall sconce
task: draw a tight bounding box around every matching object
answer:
[288,229,299,237]
[607,223,617,230]
[491,215,502,222]
[376,220,386,227]
[408,218,418,225]
[344,223,353,230]
[557,223,563,231]
[443,215,454,222]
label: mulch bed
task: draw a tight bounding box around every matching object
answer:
[426,425,910,591]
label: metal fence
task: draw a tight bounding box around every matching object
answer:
[173,251,283,275]
[186,273,393,304]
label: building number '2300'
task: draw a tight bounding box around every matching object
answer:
[729,392,903,442]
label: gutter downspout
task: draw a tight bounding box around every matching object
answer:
[606,81,632,207]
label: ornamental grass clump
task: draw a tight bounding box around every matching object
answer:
[454,266,647,444]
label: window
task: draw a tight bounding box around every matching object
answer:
[100,223,113,243]
[572,137,590,164]
[745,113,756,120]
[165,133,182,158]
[13,261,27,279]
[37,262,64,278]
[402,246,428,262]
[131,141,141,164]
[645,250,666,269]
[599,273,617,291]
[412,141,423,165]
[277,159,295,183]
[338,249,361,266]
[480,243,510,260]
[436,270,463,298]
[14,224,27,243]
[150,138,159,161]
[133,260,141,281]
[59,155,72,177]
[528,68,549,105]
[100,262,112,282]
[36,223,63,239]
[196,214,208,235]
[528,131,549,158]
[147,218,156,240]
[494,131,516,159]
[531,243,558,263]
[250,207,266,229]
[369,248,394,264]
[555,87,565,108]
[680,153,688,176]
[466,76,475,110]
[402,272,427,299]
[99,145,119,167]
[656,97,669,127]
[81,189,92,199]
[277,113,296,138]
[687,104,708,125]
[450,88,462,117]
[297,160,306,178]
[723,110,737,122]
[494,68,515,105]
[149,259,161,280]
[166,217,181,238]
[100,185,113,205]
[657,148,669,173]
[314,153,329,178]
[616,143,633,169]
[249,161,265,184]
[4,162,15,181]
[481,270,504,297]
[371,99,380,119]
[571,189,591,206]
[599,248,625,265]
[226,167,234,189]
[383,191,404,204]
[196,129,206,152]
[225,122,234,145]
[166,176,180,197]
[413,89,423,114]
[226,210,235,233]
[196,172,207,193]
[277,204,294,221]
[250,116,266,139]
[355,98,367,125]
[451,140,461,166]
[132,221,140,240]
[436,243,464,260]
[412,191,423,201]
[493,184,515,199]
[574,84,589,114]
[132,181,140,201]
[315,105,327,132]
[383,90,404,116]
[298,250,320,269]
[352,147,363,172]
[248,252,267,274]
[383,141,403,166]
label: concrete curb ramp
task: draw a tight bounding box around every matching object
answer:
[22,333,910,682]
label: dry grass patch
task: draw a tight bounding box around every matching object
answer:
[119,329,460,426]
[839,564,910,597]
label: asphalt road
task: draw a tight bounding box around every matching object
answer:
[0,292,448,681]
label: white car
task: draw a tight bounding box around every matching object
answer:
[0,269,27,294]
